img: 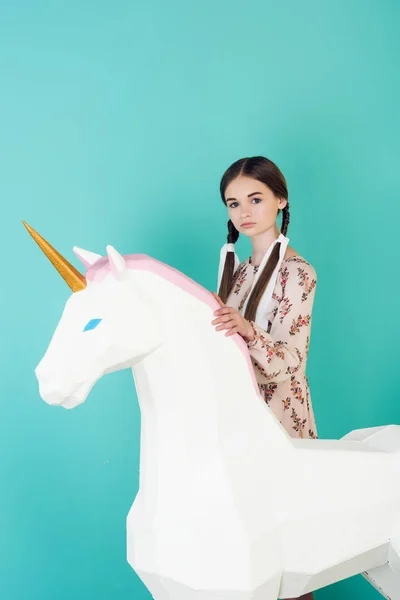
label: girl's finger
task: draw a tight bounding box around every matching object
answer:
[225,326,238,336]
[214,307,234,316]
[212,313,236,325]
[211,292,225,307]
[215,319,236,331]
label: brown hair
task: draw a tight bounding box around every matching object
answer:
[217,156,290,322]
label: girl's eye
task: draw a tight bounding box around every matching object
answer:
[228,198,261,208]
[83,318,102,332]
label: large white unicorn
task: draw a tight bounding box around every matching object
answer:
[24,221,400,600]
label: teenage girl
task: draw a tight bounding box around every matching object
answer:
[212,156,317,600]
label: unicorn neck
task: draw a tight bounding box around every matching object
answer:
[132,317,290,477]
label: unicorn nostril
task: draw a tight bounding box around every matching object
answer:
[38,378,92,409]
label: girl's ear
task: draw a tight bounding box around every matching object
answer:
[278,197,288,210]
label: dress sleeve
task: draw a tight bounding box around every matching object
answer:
[246,259,317,384]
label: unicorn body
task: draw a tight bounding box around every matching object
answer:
[26,224,400,599]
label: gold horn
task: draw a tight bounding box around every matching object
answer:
[22,221,87,292]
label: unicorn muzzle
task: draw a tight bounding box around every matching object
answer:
[38,378,92,409]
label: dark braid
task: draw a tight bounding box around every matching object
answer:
[218,220,239,303]
[227,219,239,244]
[280,202,290,236]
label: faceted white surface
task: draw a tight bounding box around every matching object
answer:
[35,246,400,600]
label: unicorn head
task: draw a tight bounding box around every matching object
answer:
[23,222,162,409]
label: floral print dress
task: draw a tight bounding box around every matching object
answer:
[226,255,318,439]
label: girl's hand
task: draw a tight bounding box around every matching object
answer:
[211,292,255,341]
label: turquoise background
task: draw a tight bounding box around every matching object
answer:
[1,0,399,598]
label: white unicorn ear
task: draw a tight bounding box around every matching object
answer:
[106,245,126,279]
[73,246,102,268]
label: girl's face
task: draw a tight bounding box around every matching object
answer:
[224,176,287,237]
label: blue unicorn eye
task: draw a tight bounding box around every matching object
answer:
[83,318,102,332]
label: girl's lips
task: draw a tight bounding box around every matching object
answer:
[242,223,256,228]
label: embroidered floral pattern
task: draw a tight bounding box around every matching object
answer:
[290,375,305,404]
[248,327,287,365]
[225,255,318,440]
[290,407,307,438]
[260,382,278,405]
[278,296,293,323]
[305,383,310,411]
[253,360,281,382]
[272,291,282,303]
[279,265,290,298]
[238,287,251,312]
[284,348,303,375]
[297,266,317,302]
[289,314,311,336]
[232,263,248,295]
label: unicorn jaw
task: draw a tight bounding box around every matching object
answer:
[36,370,97,409]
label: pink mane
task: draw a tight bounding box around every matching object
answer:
[86,254,258,393]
